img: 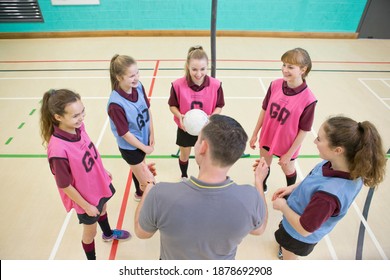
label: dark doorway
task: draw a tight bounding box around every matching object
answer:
[357,0,390,39]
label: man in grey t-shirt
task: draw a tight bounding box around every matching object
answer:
[134,114,268,260]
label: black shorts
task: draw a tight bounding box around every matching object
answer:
[77,184,116,225]
[176,127,198,147]
[263,146,297,160]
[119,147,146,165]
[274,221,317,257]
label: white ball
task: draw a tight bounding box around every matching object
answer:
[183,109,209,136]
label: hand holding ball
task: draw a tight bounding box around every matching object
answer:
[183,109,209,136]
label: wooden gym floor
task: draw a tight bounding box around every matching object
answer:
[0,36,389,260]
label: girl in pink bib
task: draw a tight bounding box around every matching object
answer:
[168,45,225,179]
[40,89,130,260]
[250,48,317,193]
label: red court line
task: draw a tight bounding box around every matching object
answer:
[148,60,160,98]
[108,169,133,260]
[108,60,158,260]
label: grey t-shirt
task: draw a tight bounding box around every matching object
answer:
[139,176,266,260]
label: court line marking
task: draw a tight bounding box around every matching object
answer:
[358,78,390,110]
[108,170,132,260]
[48,208,74,260]
[352,203,388,260]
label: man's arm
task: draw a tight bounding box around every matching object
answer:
[134,182,157,239]
[250,157,268,235]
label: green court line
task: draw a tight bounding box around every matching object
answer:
[29,109,36,115]
[18,122,25,129]
[1,154,389,159]
[4,137,13,145]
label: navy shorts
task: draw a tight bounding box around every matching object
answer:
[176,127,198,147]
[77,184,115,225]
[274,221,317,257]
[119,147,146,165]
[262,146,297,160]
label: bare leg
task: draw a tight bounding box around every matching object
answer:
[260,147,273,166]
[281,160,296,176]
[179,146,192,162]
[82,223,98,245]
[282,247,299,260]
[131,161,155,191]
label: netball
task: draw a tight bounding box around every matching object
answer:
[183,109,209,136]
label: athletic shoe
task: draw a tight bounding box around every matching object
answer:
[277,245,283,260]
[102,229,131,242]
[134,193,142,202]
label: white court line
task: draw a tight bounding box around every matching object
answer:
[48,117,110,260]
[352,202,388,260]
[95,117,110,147]
[48,208,74,260]
[381,79,390,88]
[258,78,268,93]
[358,78,390,110]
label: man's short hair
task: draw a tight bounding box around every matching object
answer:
[200,114,248,167]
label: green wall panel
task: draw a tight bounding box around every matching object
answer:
[0,0,367,33]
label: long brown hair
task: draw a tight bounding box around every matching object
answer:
[323,116,387,187]
[39,89,81,147]
[109,54,137,91]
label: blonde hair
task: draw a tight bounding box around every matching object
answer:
[39,89,81,147]
[323,116,387,187]
[184,45,209,81]
[109,54,137,90]
[281,48,312,79]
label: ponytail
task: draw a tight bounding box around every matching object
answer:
[39,89,81,147]
[350,121,387,187]
[324,116,386,187]
[184,45,208,81]
[40,90,55,146]
[109,54,137,91]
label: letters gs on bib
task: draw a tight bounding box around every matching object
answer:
[136,108,150,130]
[83,142,98,172]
